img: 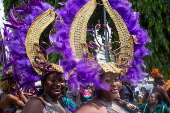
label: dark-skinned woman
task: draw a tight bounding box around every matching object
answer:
[21,69,77,113]
[150,69,170,107]
[138,92,170,113]
[0,70,28,113]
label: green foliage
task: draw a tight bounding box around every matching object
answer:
[3,0,29,18]
[129,0,170,79]
[3,0,66,18]
[3,0,170,79]
[2,0,66,65]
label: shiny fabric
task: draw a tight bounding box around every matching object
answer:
[3,105,17,113]
[37,97,77,113]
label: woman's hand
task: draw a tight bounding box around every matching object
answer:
[17,90,24,96]
[17,90,28,104]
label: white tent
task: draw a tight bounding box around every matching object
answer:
[35,81,41,86]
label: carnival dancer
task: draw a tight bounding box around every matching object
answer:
[0,36,28,113]
[21,67,77,113]
[0,70,28,113]
[138,92,170,113]
[150,68,170,107]
[2,0,77,112]
[50,0,151,112]
[76,71,139,113]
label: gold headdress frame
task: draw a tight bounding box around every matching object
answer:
[69,0,135,74]
[69,0,97,60]
[25,9,63,75]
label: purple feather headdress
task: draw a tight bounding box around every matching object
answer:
[48,0,151,90]
[3,0,55,90]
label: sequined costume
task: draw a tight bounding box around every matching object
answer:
[3,105,17,113]
[37,97,77,113]
[81,88,92,104]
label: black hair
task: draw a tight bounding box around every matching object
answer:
[37,71,64,95]
[152,92,162,104]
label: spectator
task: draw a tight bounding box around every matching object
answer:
[138,92,170,113]
[0,70,28,113]
[150,69,170,107]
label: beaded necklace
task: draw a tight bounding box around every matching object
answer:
[97,97,126,113]
[44,93,66,113]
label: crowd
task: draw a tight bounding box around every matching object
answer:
[0,68,170,113]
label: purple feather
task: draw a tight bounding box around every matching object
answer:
[2,0,54,89]
[51,0,152,90]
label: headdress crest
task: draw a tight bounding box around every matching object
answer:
[150,68,161,78]
[48,0,151,89]
[3,0,151,90]
[3,0,63,89]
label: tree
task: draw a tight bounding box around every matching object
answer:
[3,0,67,18]
[2,0,67,64]
[128,0,170,80]
[3,0,170,80]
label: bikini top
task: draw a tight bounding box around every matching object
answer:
[3,105,18,113]
[37,97,77,113]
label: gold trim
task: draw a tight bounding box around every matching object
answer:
[69,0,97,60]
[98,62,122,73]
[26,9,62,75]
[69,0,135,75]
[102,0,134,66]
[51,63,63,73]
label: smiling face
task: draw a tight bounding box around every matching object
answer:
[43,72,65,98]
[148,93,158,104]
[100,72,121,99]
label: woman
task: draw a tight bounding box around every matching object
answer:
[75,72,140,113]
[0,70,28,113]
[138,92,170,113]
[21,71,77,113]
[150,69,170,107]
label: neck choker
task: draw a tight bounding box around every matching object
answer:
[44,93,65,113]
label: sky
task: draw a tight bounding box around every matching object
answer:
[0,0,4,35]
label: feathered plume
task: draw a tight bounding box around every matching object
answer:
[165,80,170,90]
[51,0,151,88]
[3,0,54,89]
[150,68,160,78]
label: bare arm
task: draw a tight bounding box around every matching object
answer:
[21,98,45,113]
[17,90,28,104]
[8,94,25,109]
[160,87,170,106]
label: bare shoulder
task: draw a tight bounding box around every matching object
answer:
[75,99,106,113]
[21,97,45,113]
[3,94,19,102]
[153,86,166,92]
[157,86,166,91]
